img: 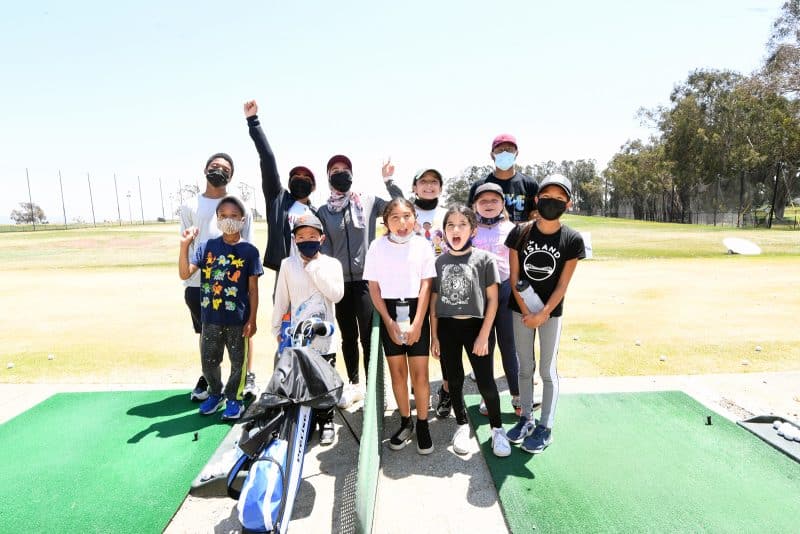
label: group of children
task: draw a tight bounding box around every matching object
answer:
[179,103,585,458]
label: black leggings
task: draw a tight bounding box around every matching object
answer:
[335,280,374,384]
[437,317,501,428]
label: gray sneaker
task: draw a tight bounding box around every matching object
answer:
[243,372,258,398]
[190,375,209,402]
[506,416,535,444]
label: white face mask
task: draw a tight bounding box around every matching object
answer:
[388,231,414,244]
[217,217,244,235]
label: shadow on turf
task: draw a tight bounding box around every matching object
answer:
[127,394,238,443]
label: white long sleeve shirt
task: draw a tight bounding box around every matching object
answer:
[272,253,344,355]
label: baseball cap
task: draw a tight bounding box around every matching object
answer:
[538,174,572,199]
[473,182,504,201]
[491,134,518,151]
[292,213,324,234]
[216,195,247,216]
[289,166,315,185]
[326,155,352,174]
[412,168,443,185]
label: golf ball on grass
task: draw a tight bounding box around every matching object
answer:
[6,362,13,369]
[47,354,55,360]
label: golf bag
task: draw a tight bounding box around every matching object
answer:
[227,319,342,534]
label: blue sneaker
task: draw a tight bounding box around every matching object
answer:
[221,400,244,421]
[198,394,225,415]
[506,416,536,444]
[521,425,552,454]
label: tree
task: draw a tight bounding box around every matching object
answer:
[170,183,200,215]
[443,165,493,206]
[763,0,800,96]
[10,202,47,224]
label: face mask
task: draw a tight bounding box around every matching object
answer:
[296,240,322,258]
[217,217,244,235]
[206,168,231,188]
[494,151,516,171]
[414,197,438,211]
[329,171,353,192]
[446,237,473,252]
[388,232,414,244]
[476,213,505,226]
[536,198,567,220]
[289,178,313,199]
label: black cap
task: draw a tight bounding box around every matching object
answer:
[206,152,234,176]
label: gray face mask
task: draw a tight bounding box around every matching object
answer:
[217,217,244,235]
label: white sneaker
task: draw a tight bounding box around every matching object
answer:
[452,424,472,455]
[337,384,354,409]
[491,427,511,457]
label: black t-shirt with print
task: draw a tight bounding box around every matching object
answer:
[505,222,585,317]
[467,171,539,223]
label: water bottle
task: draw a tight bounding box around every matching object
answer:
[278,313,292,352]
[516,280,545,313]
[395,300,411,344]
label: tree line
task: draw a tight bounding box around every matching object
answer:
[445,2,800,228]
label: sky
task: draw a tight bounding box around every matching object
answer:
[0,0,786,225]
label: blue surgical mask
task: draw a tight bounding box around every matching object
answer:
[494,151,516,171]
[296,240,322,258]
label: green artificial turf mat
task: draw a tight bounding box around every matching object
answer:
[466,391,800,533]
[0,391,231,533]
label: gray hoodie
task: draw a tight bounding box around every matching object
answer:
[318,181,403,283]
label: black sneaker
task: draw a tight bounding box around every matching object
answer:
[389,417,414,451]
[435,386,452,418]
[416,418,434,455]
[190,375,209,402]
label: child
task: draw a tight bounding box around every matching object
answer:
[363,198,436,454]
[179,153,259,401]
[430,205,511,458]
[471,183,521,416]
[272,213,344,445]
[179,196,264,420]
[505,174,585,454]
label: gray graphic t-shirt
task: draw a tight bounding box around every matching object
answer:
[433,248,499,318]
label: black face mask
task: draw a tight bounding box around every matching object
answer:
[536,198,567,220]
[329,171,353,192]
[289,178,313,200]
[476,213,505,226]
[414,197,438,211]
[206,168,231,188]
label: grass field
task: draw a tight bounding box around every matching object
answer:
[2,216,799,383]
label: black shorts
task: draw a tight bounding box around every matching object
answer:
[379,298,430,357]
[184,287,202,334]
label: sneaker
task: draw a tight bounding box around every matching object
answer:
[337,383,365,409]
[467,371,476,382]
[479,398,488,416]
[319,421,335,446]
[506,416,535,444]
[416,419,434,455]
[521,425,552,454]
[243,372,258,398]
[199,394,225,415]
[491,427,512,457]
[190,375,209,402]
[452,423,471,455]
[221,399,244,420]
[511,396,522,417]
[389,417,414,451]
[435,386,452,418]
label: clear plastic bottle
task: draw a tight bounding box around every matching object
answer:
[395,300,411,344]
[516,280,545,313]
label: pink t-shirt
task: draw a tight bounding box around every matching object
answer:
[473,221,514,281]
[363,235,437,299]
